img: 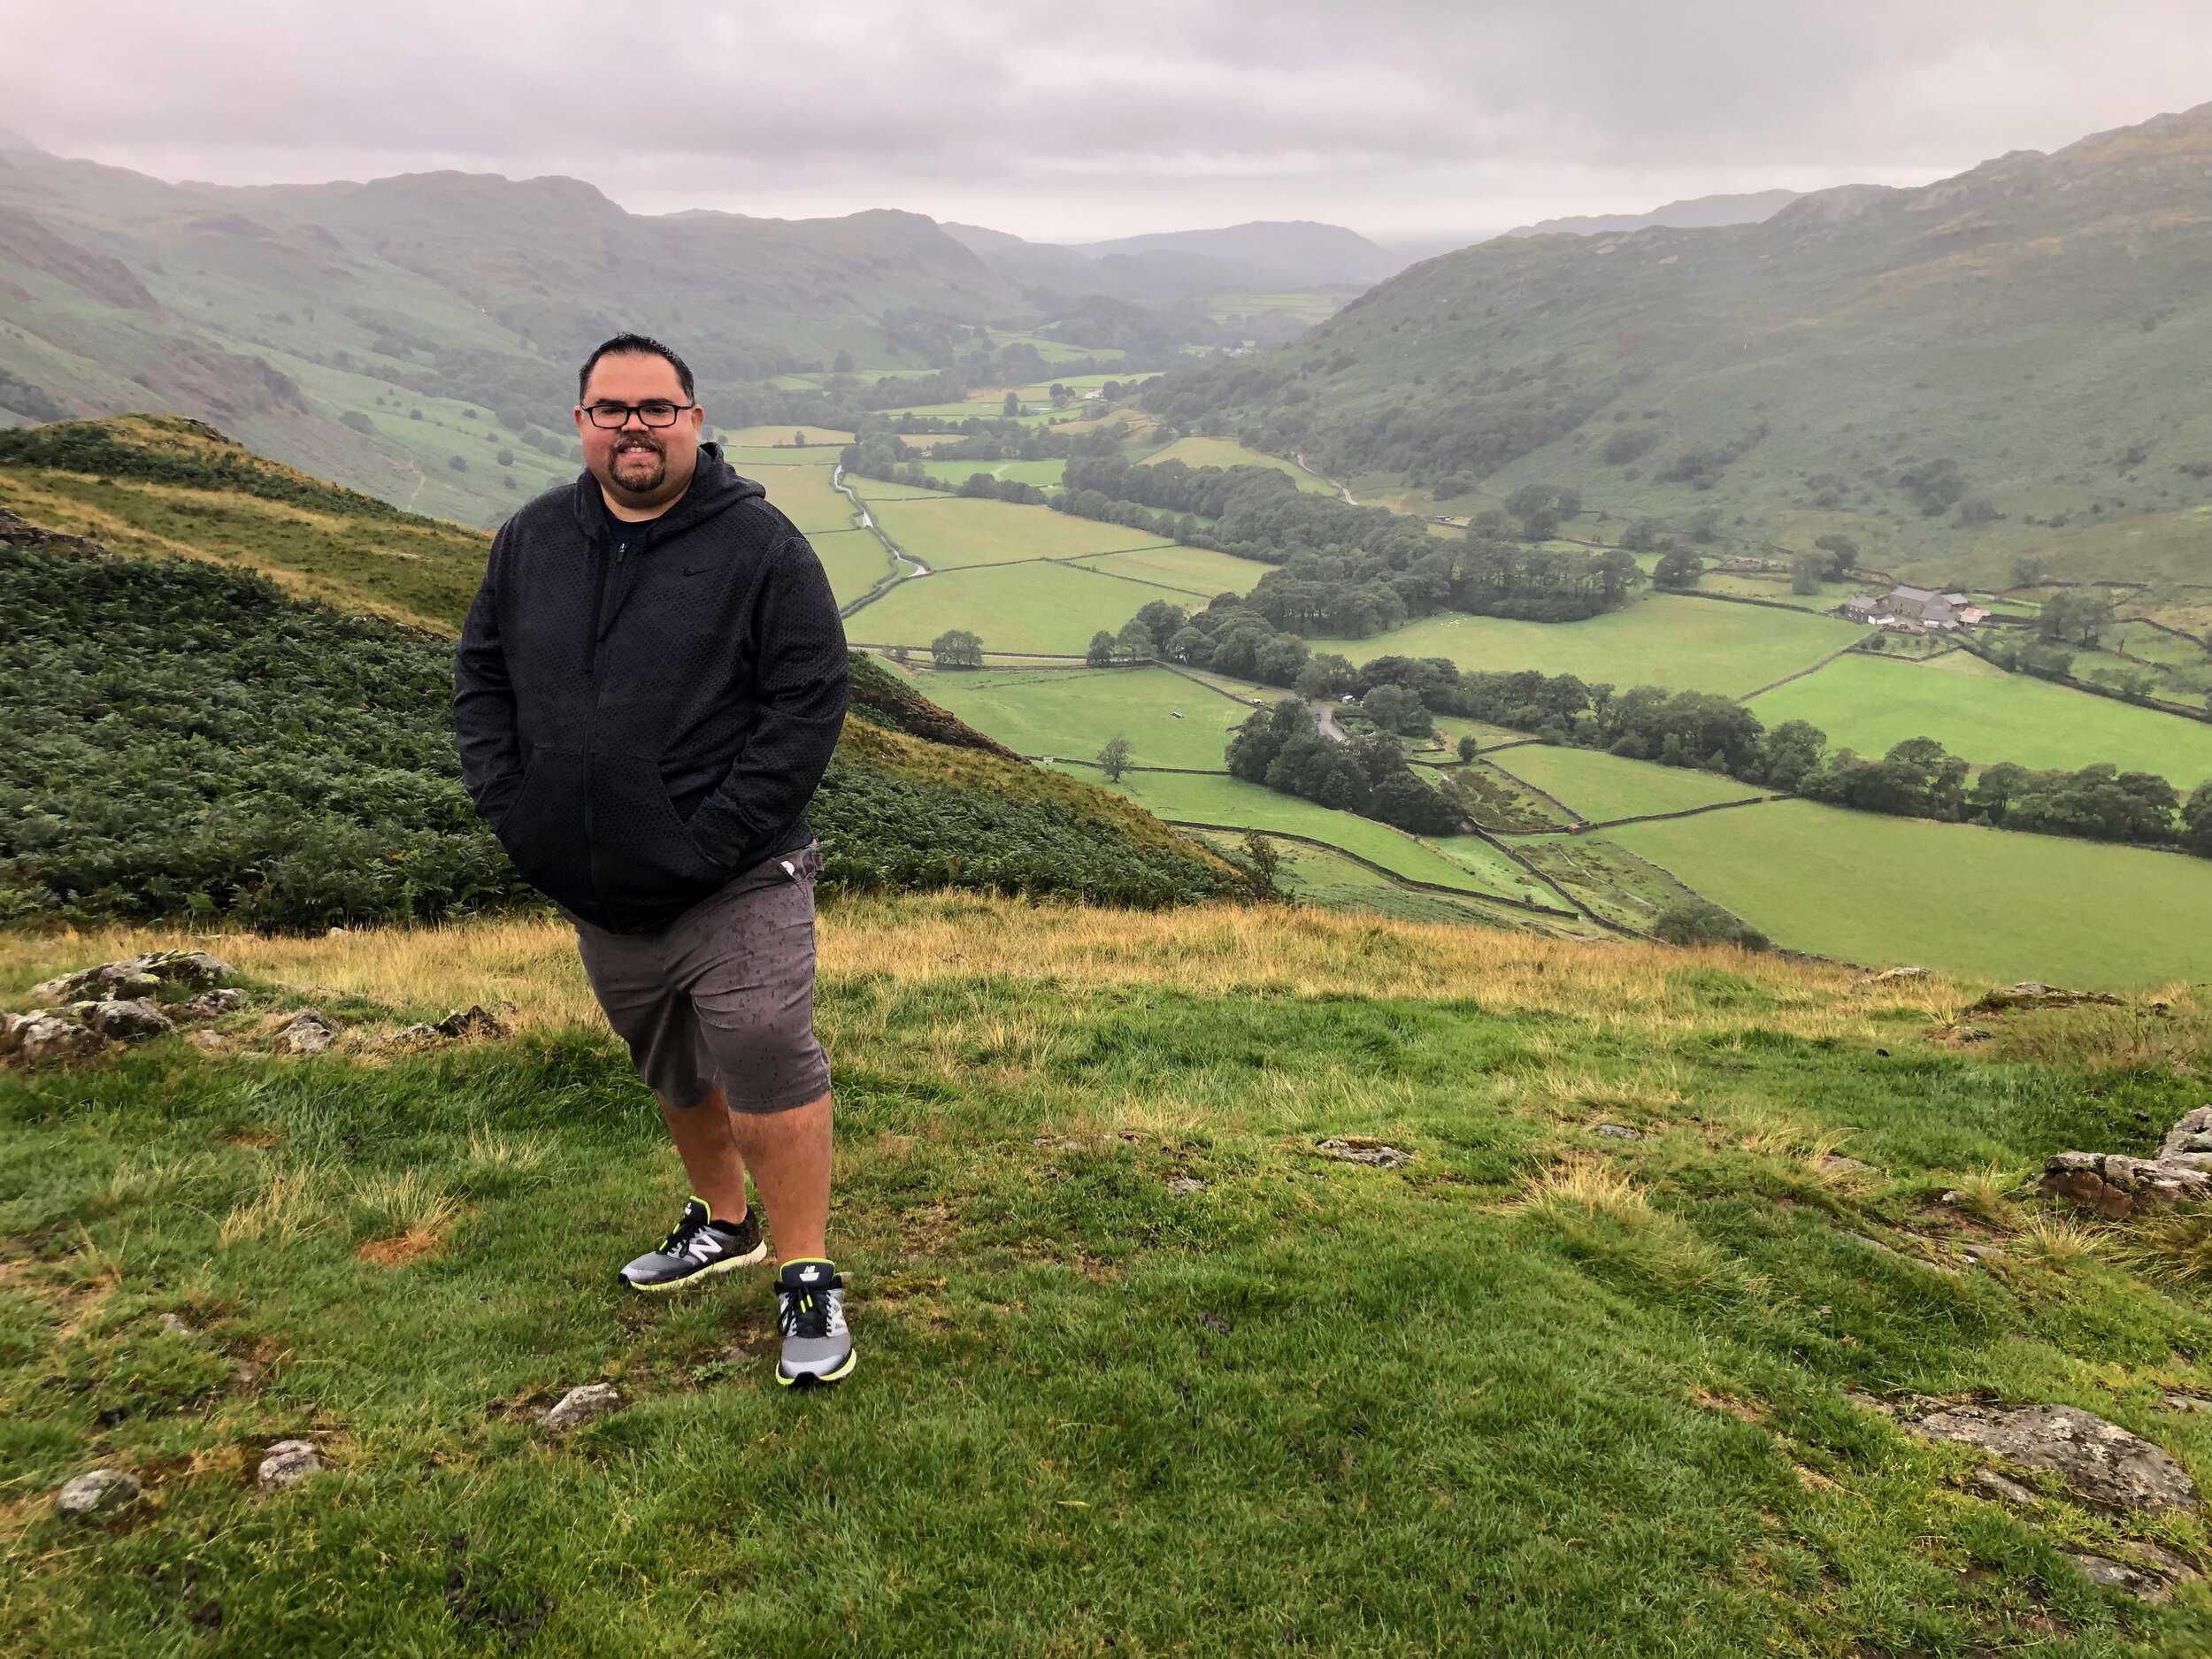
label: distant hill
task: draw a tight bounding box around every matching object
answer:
[1139,103,2212,588]
[0,143,1021,526]
[1503,189,1801,239]
[1070,220,1400,287]
[942,221,1350,311]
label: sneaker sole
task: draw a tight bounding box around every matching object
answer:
[622,1240,769,1294]
[777,1348,857,1387]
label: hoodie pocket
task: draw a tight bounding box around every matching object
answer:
[496,748,590,897]
[590,754,729,914]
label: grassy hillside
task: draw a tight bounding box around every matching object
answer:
[4,902,2209,1652]
[1141,102,2212,588]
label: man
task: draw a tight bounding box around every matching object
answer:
[455,333,854,1386]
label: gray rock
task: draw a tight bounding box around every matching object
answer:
[1817,1154,1871,1174]
[55,1468,141,1517]
[158,1312,195,1337]
[1906,1403,2199,1516]
[1971,1469,2038,1506]
[1971,981,2123,1013]
[187,1029,227,1053]
[85,999,173,1041]
[180,988,247,1018]
[278,1010,337,1055]
[1861,965,1930,983]
[1168,1176,1208,1195]
[30,950,230,1005]
[1316,1138,1411,1169]
[2162,1393,2212,1414]
[2068,1553,2152,1596]
[2159,1106,2212,1162]
[434,1004,510,1041]
[541,1383,622,1432]
[2041,1151,2212,1217]
[1594,1123,1645,1141]
[256,1440,320,1488]
[14,1015,103,1064]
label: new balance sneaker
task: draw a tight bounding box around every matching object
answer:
[618,1198,765,1292]
[775,1258,855,1386]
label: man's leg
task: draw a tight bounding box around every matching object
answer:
[658,1089,750,1222]
[722,1089,832,1263]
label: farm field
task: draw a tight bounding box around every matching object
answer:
[725,426,850,448]
[842,477,946,501]
[924,666,1251,771]
[866,496,1174,569]
[846,561,1183,654]
[1609,799,2212,987]
[1488,745,1772,825]
[1425,833,1563,899]
[915,457,1068,490]
[1135,435,1338,493]
[749,465,856,534]
[1093,770,1528,896]
[809,528,897,606]
[1327,595,1860,698]
[1190,829,1554,929]
[722,445,836,471]
[1747,652,2212,786]
[1070,542,1271,597]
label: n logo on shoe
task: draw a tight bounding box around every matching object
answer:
[799,1265,819,1282]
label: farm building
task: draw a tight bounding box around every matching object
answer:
[1839,585,1974,631]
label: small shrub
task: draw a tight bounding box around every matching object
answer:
[1652,899,1769,951]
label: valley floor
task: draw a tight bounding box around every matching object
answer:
[4,899,2209,1655]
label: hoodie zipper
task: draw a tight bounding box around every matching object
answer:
[581,529,627,917]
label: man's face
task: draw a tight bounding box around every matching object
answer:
[575,352,704,505]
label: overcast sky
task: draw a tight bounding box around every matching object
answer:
[4,1,2208,242]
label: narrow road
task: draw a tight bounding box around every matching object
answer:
[1309,700,1350,742]
[1294,452,1357,506]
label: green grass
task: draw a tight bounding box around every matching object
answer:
[1092,771,1532,897]
[1193,830,1547,928]
[726,426,851,449]
[846,477,951,501]
[1069,543,1271,597]
[1133,436,1338,494]
[1488,746,1772,824]
[915,458,1068,490]
[867,497,1175,571]
[845,563,1188,654]
[1609,799,2212,987]
[750,465,859,534]
[1329,595,1861,699]
[721,445,840,471]
[1747,653,2212,787]
[4,900,2210,1654]
[923,666,1253,770]
[810,529,897,606]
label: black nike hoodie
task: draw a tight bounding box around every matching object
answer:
[455,444,848,933]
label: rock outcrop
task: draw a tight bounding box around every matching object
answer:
[31,950,231,1003]
[1904,1402,2199,1516]
[2041,1106,2212,1217]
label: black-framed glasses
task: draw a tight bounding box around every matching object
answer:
[581,399,695,429]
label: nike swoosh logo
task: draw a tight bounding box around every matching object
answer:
[681,564,717,577]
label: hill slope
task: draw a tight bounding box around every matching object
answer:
[4,902,2209,1650]
[0,144,1019,524]
[1142,102,2212,588]
[0,422,1245,928]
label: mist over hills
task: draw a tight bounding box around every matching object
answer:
[1502,189,1801,240]
[1141,102,2212,588]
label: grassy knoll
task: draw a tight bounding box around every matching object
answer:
[0,460,488,632]
[1490,745,1773,825]
[4,902,2210,1654]
[1609,800,2212,987]
[867,497,1173,570]
[1329,595,1860,699]
[809,529,897,607]
[923,666,1251,771]
[750,465,858,535]
[1068,543,1270,597]
[1135,435,1338,494]
[845,563,1185,655]
[1094,771,1543,900]
[1748,654,2212,787]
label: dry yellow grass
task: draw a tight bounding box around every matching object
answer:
[0,893,1975,1048]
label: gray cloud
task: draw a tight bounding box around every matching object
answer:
[4,0,2208,239]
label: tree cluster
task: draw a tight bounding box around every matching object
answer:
[1226,700,1465,835]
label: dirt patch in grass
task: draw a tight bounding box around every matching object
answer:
[356,1227,446,1267]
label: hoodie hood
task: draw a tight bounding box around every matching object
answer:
[566,442,766,543]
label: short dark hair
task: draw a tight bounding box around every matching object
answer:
[577,333,695,403]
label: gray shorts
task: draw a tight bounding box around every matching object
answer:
[570,843,830,1113]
